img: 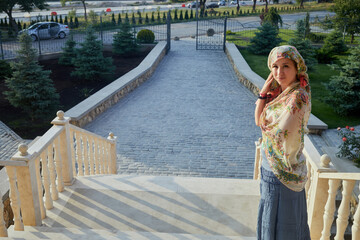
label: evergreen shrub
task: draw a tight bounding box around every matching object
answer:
[136,29,155,43]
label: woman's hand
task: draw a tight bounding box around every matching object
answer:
[260,73,274,95]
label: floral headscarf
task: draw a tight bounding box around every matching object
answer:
[260,45,311,192]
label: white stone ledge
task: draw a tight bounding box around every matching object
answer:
[225,42,328,134]
[66,41,168,127]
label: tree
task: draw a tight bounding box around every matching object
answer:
[296,0,305,8]
[262,7,283,29]
[288,19,317,69]
[304,12,311,38]
[61,0,88,22]
[249,22,282,55]
[252,0,257,12]
[0,0,47,33]
[325,46,360,115]
[332,0,360,43]
[112,22,138,56]
[58,35,77,66]
[71,27,114,82]
[4,33,59,120]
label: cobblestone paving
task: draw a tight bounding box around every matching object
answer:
[85,39,261,179]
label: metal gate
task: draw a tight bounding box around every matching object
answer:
[196,6,227,51]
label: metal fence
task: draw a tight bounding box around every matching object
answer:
[226,18,360,47]
[0,22,168,60]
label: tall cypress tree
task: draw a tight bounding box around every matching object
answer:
[117,13,122,25]
[4,33,59,120]
[71,27,115,82]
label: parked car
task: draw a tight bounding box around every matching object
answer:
[187,1,200,8]
[19,22,70,41]
[230,1,247,5]
[207,2,219,8]
[218,0,226,6]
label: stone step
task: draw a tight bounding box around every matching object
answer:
[27,175,259,238]
[6,226,257,240]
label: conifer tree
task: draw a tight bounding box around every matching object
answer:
[113,22,138,55]
[70,17,74,28]
[111,13,116,26]
[151,12,155,23]
[288,19,317,68]
[249,22,282,55]
[117,13,122,25]
[125,13,129,24]
[137,11,142,24]
[46,15,49,21]
[157,11,161,23]
[75,17,79,28]
[17,20,22,30]
[179,10,183,20]
[71,27,114,82]
[162,12,166,22]
[325,46,360,115]
[304,12,310,38]
[145,13,149,24]
[4,33,59,120]
[23,23,27,30]
[0,19,3,27]
[132,12,136,24]
[55,15,58,23]
[4,17,8,27]
[190,10,193,19]
[174,9,178,21]
[185,10,189,20]
[51,15,54,22]
[58,35,77,66]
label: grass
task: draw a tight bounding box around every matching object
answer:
[234,48,360,129]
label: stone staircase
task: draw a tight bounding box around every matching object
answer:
[6,175,260,239]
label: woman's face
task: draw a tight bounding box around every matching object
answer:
[271,58,297,91]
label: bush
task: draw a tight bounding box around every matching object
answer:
[113,23,138,55]
[58,35,77,66]
[226,30,235,35]
[307,32,326,43]
[249,22,282,55]
[337,126,360,166]
[322,30,348,55]
[324,45,360,115]
[136,29,155,43]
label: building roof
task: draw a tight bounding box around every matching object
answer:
[0,121,26,161]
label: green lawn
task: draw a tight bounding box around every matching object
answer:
[235,48,360,129]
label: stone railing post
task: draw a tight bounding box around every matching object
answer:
[10,144,42,226]
[51,110,75,186]
[307,154,334,240]
[253,138,262,180]
[107,132,117,174]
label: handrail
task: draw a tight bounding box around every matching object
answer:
[0,110,117,236]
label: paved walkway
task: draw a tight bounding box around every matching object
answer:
[86,39,261,179]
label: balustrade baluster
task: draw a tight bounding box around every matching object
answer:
[335,180,356,240]
[70,129,77,177]
[54,137,64,192]
[352,184,360,240]
[321,179,341,240]
[47,144,58,200]
[40,151,53,210]
[100,141,105,174]
[89,136,95,175]
[6,166,24,231]
[305,161,311,199]
[83,135,90,175]
[35,157,46,219]
[307,167,315,208]
[94,138,100,174]
[104,142,110,174]
[0,190,8,237]
[75,132,84,176]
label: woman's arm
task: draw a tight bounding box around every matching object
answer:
[254,73,275,126]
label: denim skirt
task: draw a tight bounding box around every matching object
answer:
[257,167,311,240]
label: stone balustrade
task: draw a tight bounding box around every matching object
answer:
[0,111,117,237]
[254,134,360,240]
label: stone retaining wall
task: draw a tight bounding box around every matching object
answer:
[66,41,167,127]
[225,42,328,134]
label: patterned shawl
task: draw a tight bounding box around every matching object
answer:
[260,45,311,192]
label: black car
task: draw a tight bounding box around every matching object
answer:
[207,3,219,8]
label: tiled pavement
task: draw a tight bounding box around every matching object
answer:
[85,39,261,179]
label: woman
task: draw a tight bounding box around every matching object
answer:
[254,45,311,240]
